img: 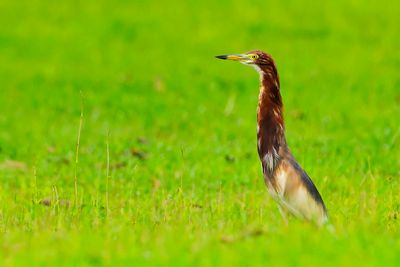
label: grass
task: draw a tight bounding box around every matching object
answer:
[0,0,399,266]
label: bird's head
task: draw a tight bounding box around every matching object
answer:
[215,50,276,74]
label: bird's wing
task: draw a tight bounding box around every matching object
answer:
[270,155,328,225]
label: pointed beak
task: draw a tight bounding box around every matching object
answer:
[215,54,248,62]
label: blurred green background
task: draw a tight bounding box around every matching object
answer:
[0,0,399,266]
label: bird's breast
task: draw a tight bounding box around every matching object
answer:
[263,162,288,197]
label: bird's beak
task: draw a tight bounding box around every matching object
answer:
[215,54,248,62]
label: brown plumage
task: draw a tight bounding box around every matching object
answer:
[216,51,328,225]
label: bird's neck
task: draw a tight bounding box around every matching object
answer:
[257,70,286,174]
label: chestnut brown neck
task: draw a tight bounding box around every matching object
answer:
[256,68,286,175]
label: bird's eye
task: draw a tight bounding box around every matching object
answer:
[250,54,259,60]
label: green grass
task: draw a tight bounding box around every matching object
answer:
[0,0,399,266]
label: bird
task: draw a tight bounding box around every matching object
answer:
[216,50,328,226]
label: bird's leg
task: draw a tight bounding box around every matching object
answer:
[277,205,288,226]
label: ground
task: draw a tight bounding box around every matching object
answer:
[0,0,399,266]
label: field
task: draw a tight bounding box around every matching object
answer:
[0,0,399,266]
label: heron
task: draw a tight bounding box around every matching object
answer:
[216,50,328,226]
